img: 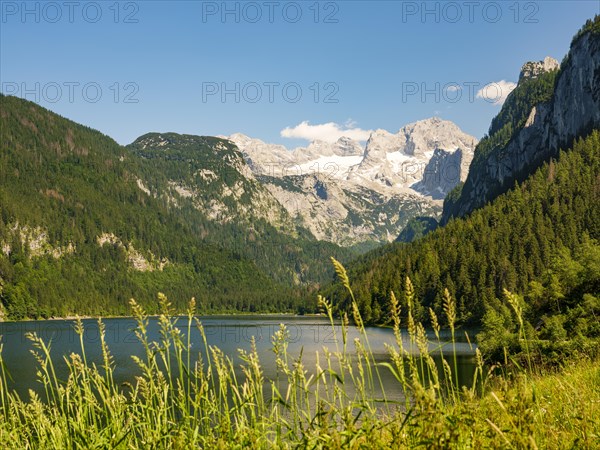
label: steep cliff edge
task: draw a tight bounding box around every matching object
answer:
[442,18,600,224]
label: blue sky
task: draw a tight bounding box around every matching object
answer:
[1,1,599,147]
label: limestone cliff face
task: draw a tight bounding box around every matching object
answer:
[550,32,600,150]
[443,27,600,223]
[411,148,472,200]
[349,118,477,191]
[519,56,560,82]
[259,173,439,247]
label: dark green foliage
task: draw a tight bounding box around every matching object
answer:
[333,17,600,360]
[571,15,600,46]
[478,239,600,364]
[0,95,350,319]
[441,183,463,222]
[396,216,438,243]
[487,70,557,140]
[255,175,305,194]
[326,131,600,345]
[444,69,559,223]
[444,16,599,224]
[126,132,353,287]
[464,69,558,180]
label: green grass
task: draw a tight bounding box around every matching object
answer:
[0,261,598,449]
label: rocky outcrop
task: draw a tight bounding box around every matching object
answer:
[411,147,470,199]
[226,133,293,175]
[443,27,600,223]
[1,223,75,259]
[298,137,364,160]
[519,56,560,83]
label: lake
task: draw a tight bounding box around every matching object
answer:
[0,315,477,402]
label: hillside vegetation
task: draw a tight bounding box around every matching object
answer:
[0,95,351,319]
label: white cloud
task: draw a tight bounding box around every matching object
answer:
[281,121,373,143]
[476,80,517,106]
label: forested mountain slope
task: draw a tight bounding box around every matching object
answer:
[325,20,600,348]
[328,132,599,327]
[443,17,600,223]
[0,95,349,319]
[126,132,352,287]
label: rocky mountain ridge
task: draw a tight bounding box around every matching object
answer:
[443,23,600,223]
[226,118,478,246]
[519,56,560,82]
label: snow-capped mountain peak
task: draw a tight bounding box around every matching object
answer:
[221,119,478,245]
[348,118,477,192]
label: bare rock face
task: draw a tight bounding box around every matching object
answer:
[550,33,600,151]
[443,28,600,223]
[400,117,477,157]
[226,133,294,176]
[226,118,477,246]
[519,56,560,83]
[260,173,440,246]
[297,137,364,160]
[412,148,468,200]
[349,118,477,196]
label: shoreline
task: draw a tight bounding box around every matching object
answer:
[0,311,325,324]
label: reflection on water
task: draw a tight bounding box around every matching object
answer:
[0,316,477,401]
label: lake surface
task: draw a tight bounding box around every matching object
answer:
[0,315,477,401]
